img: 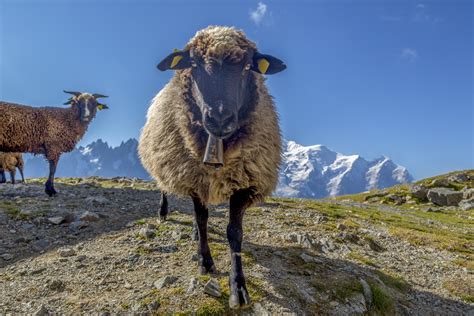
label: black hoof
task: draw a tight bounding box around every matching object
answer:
[159,215,167,222]
[199,264,217,275]
[229,279,251,309]
[45,182,57,197]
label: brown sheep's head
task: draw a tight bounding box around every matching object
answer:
[63,91,109,122]
[157,26,286,139]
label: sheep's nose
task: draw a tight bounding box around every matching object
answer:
[204,108,237,138]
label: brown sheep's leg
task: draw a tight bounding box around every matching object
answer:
[227,188,254,309]
[45,158,58,197]
[9,168,16,185]
[18,166,25,183]
[159,191,169,221]
[0,171,5,183]
[191,194,216,274]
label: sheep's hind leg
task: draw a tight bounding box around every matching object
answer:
[0,171,6,183]
[159,191,169,221]
[227,188,254,309]
[191,194,216,274]
[45,159,58,197]
[9,168,16,185]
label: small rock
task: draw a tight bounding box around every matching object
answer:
[315,215,328,224]
[47,279,65,292]
[462,188,474,200]
[203,279,222,297]
[299,253,316,264]
[154,276,177,289]
[48,216,66,225]
[366,239,384,252]
[337,223,347,231]
[79,211,100,222]
[340,233,360,243]
[448,173,469,183]
[57,248,76,257]
[187,277,199,294]
[85,195,110,205]
[191,253,199,261]
[459,199,474,211]
[0,253,13,261]
[359,279,372,308]
[69,221,88,231]
[431,178,449,187]
[147,300,160,311]
[145,223,157,230]
[33,305,49,316]
[139,228,155,239]
[124,282,132,289]
[409,184,428,200]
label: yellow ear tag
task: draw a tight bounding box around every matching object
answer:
[258,58,270,74]
[170,55,183,69]
[97,104,105,110]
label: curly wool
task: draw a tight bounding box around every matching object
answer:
[0,101,92,161]
[0,152,23,173]
[139,26,281,205]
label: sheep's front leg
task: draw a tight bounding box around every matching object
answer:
[159,191,169,221]
[0,171,6,183]
[191,194,216,274]
[227,188,254,309]
[45,158,58,197]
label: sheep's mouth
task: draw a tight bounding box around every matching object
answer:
[203,134,224,168]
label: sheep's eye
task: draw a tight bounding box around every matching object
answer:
[244,63,251,71]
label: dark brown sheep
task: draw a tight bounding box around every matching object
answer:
[0,152,25,184]
[139,26,286,308]
[0,91,108,196]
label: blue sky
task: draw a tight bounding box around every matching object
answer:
[0,0,472,179]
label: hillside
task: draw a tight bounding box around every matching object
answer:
[23,139,412,198]
[0,171,472,315]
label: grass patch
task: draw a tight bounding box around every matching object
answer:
[347,251,377,267]
[444,278,474,303]
[311,275,363,301]
[0,201,21,217]
[376,270,410,293]
[369,282,395,315]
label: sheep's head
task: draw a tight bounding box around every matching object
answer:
[63,91,109,122]
[157,26,286,139]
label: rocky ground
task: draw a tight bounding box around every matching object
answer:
[0,172,473,315]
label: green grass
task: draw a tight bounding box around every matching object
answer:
[369,282,395,315]
[347,251,377,267]
[376,270,410,293]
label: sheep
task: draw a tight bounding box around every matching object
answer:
[0,91,109,196]
[139,26,286,308]
[0,152,25,184]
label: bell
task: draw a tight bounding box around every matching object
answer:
[203,134,224,168]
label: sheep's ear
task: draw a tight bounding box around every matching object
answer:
[64,98,75,105]
[97,103,109,110]
[157,50,191,71]
[252,53,286,75]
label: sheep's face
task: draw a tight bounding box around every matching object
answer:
[158,49,286,139]
[64,91,109,122]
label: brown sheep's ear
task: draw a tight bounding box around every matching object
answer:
[157,50,192,71]
[64,98,76,105]
[252,53,286,75]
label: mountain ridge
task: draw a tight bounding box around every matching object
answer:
[23,138,413,198]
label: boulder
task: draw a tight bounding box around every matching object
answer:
[426,188,463,206]
[459,199,474,211]
[409,184,428,200]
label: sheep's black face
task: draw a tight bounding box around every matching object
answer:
[157,50,286,139]
[190,57,254,139]
[63,91,109,123]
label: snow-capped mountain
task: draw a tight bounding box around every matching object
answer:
[276,141,413,198]
[23,138,149,179]
[23,138,413,198]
